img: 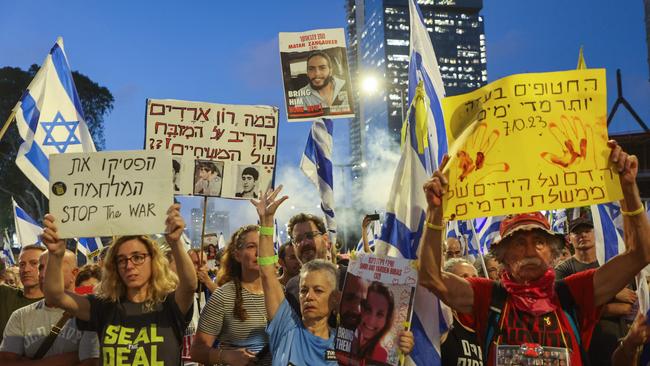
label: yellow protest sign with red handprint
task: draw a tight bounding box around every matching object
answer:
[441,68,622,221]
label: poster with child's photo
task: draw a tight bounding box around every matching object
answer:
[335,253,417,366]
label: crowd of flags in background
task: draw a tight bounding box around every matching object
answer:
[1,9,649,366]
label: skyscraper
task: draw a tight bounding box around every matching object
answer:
[345,0,486,205]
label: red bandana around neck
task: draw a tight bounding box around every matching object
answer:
[500,268,557,316]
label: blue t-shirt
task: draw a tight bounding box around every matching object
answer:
[267,299,337,366]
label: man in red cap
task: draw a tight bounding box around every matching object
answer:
[418,141,650,366]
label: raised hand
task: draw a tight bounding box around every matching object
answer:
[250,185,288,223]
[165,203,185,245]
[423,155,450,211]
[608,140,638,188]
[42,214,66,257]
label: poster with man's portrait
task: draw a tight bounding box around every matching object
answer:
[193,160,225,197]
[145,99,279,199]
[279,28,355,122]
[335,254,417,366]
[232,165,271,199]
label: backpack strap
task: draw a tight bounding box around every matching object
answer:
[483,282,508,362]
[32,312,72,359]
[555,280,590,366]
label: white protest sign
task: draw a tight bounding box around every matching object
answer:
[145,99,279,199]
[49,150,173,238]
[279,28,355,121]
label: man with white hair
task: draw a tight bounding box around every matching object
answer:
[0,250,99,365]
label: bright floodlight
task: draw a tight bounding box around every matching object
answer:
[361,75,379,94]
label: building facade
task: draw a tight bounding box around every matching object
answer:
[345,0,486,208]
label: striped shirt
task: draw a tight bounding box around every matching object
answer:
[197,281,271,365]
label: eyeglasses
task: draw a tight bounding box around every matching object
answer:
[292,231,322,245]
[116,253,150,268]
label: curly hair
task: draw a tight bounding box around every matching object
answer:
[287,213,327,239]
[95,235,178,312]
[216,225,259,321]
[358,281,395,359]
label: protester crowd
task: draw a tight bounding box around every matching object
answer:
[0,141,647,366]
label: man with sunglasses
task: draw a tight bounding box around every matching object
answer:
[284,213,347,324]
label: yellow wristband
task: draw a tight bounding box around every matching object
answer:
[259,226,274,236]
[257,255,278,266]
[425,221,444,231]
[621,206,645,216]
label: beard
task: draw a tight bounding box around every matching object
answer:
[309,75,332,91]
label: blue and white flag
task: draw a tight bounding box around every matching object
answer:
[273,219,282,254]
[76,237,103,258]
[591,202,625,264]
[548,209,568,235]
[12,198,42,246]
[13,37,95,196]
[1,230,15,266]
[376,1,449,364]
[300,118,337,245]
[476,215,504,252]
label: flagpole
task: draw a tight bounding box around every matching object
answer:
[0,110,16,142]
[197,196,208,299]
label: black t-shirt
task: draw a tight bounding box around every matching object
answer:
[78,292,192,366]
[554,256,630,366]
[285,264,347,328]
[554,257,599,280]
[441,314,484,366]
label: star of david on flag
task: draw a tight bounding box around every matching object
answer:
[12,37,95,197]
[41,111,81,153]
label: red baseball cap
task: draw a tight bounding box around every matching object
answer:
[493,212,563,247]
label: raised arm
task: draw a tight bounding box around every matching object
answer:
[594,140,650,306]
[251,186,288,321]
[418,156,474,313]
[42,214,91,321]
[167,204,198,315]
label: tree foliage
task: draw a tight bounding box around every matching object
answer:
[0,65,114,232]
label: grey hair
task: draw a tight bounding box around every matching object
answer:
[443,257,473,273]
[299,259,338,290]
[475,253,496,276]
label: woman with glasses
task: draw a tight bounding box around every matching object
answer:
[191,225,271,365]
[42,204,197,365]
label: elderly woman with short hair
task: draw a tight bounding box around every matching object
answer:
[252,186,414,366]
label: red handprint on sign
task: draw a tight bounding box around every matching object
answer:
[455,122,509,182]
[540,115,599,169]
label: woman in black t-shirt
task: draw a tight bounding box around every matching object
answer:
[42,204,197,365]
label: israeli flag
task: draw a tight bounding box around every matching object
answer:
[375,1,449,364]
[476,216,504,252]
[76,237,104,258]
[548,209,568,235]
[12,198,42,246]
[13,37,95,196]
[591,202,625,264]
[300,118,337,245]
[273,219,282,254]
[1,230,15,266]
